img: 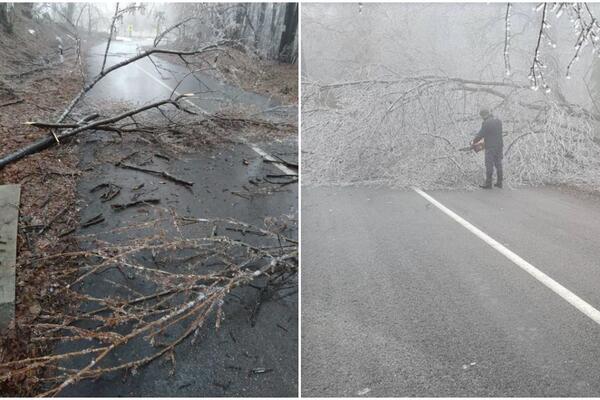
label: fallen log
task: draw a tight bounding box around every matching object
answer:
[25,121,80,129]
[0,97,189,169]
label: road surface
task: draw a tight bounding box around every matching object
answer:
[54,37,297,397]
[302,185,600,396]
[86,37,295,122]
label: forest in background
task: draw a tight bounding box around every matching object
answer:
[0,3,297,63]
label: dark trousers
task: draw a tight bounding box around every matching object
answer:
[485,148,503,185]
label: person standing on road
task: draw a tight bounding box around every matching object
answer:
[472,108,503,189]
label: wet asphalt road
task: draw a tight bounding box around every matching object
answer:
[55,38,297,396]
[302,185,600,397]
[86,37,295,122]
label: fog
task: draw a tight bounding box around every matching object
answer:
[303,3,600,106]
[33,2,297,62]
[302,3,600,191]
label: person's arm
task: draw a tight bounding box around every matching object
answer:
[472,122,485,144]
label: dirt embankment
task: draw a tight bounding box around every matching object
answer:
[212,45,297,105]
[156,42,298,105]
[0,8,89,396]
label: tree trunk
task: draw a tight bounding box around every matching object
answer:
[0,4,13,34]
[278,3,298,63]
[65,3,75,24]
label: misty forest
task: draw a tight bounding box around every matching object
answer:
[302,3,600,190]
[0,2,297,397]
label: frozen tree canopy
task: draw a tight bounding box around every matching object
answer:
[302,3,600,191]
[151,3,298,63]
[0,3,297,63]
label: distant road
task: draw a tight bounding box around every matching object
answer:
[302,185,600,396]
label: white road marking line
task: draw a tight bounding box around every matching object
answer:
[132,63,296,175]
[413,187,600,326]
[244,142,297,176]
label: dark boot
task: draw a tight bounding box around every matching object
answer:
[494,181,503,188]
[480,184,492,189]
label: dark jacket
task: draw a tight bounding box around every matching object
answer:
[474,115,503,150]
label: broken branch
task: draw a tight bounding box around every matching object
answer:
[116,163,194,187]
[0,96,190,169]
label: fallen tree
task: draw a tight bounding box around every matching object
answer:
[0,2,230,168]
[55,44,224,124]
[0,33,296,170]
[0,94,196,168]
[302,74,600,189]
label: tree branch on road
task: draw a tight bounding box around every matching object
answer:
[0,95,194,168]
[0,212,297,397]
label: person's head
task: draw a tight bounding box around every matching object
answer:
[479,108,490,120]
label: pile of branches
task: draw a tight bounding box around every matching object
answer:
[0,207,297,396]
[302,75,600,190]
[0,42,294,169]
[0,1,296,170]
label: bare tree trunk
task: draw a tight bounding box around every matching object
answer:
[278,3,298,63]
[65,3,75,24]
[0,4,13,34]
